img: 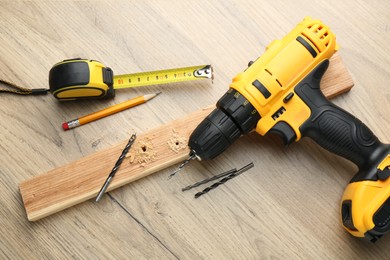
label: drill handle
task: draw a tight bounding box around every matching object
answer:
[296,60,389,176]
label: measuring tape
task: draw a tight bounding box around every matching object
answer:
[49,58,212,100]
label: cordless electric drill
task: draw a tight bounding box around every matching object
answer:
[188,17,390,242]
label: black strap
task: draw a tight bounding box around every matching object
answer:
[0,79,48,95]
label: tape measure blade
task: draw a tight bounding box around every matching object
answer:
[113,65,212,89]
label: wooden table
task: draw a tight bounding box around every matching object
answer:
[1,1,389,259]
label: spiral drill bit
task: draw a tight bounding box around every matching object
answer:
[194,162,254,199]
[168,152,196,179]
[182,168,237,191]
[95,133,137,202]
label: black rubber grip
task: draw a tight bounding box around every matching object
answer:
[296,60,390,181]
[49,60,115,100]
[49,61,90,92]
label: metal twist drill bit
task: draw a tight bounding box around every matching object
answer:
[95,133,137,202]
[168,153,196,179]
[182,168,237,191]
[194,162,254,199]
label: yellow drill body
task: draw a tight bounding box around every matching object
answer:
[189,17,390,242]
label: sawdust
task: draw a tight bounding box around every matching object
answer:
[167,131,187,153]
[126,129,187,166]
[127,137,156,166]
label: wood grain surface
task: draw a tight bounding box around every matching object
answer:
[1,1,390,259]
[19,53,352,222]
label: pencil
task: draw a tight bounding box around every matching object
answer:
[62,92,161,130]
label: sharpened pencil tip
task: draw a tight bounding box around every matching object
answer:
[144,92,162,101]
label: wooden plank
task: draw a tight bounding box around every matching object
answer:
[320,53,354,99]
[19,53,354,221]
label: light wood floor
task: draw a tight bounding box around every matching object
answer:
[1,1,390,259]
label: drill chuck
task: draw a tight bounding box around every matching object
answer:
[189,89,260,160]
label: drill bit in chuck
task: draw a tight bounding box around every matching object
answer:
[168,152,196,179]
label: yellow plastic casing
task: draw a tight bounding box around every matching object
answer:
[230,17,339,140]
[341,156,390,237]
[50,59,110,100]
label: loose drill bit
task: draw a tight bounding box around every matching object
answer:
[194,162,254,199]
[95,133,137,202]
[168,152,196,179]
[182,168,237,191]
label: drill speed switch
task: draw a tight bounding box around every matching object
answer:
[188,16,390,241]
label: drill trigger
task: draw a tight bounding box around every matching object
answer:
[268,121,296,145]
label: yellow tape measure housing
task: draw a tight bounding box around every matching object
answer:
[49,58,212,100]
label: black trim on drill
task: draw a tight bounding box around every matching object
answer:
[365,197,390,242]
[268,121,296,145]
[373,197,390,229]
[189,89,261,160]
[217,89,260,134]
[296,36,317,58]
[294,60,390,183]
[376,167,390,181]
[252,79,271,99]
[188,108,242,161]
[283,92,294,103]
[341,200,357,231]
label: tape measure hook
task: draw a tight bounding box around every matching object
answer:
[194,65,213,80]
